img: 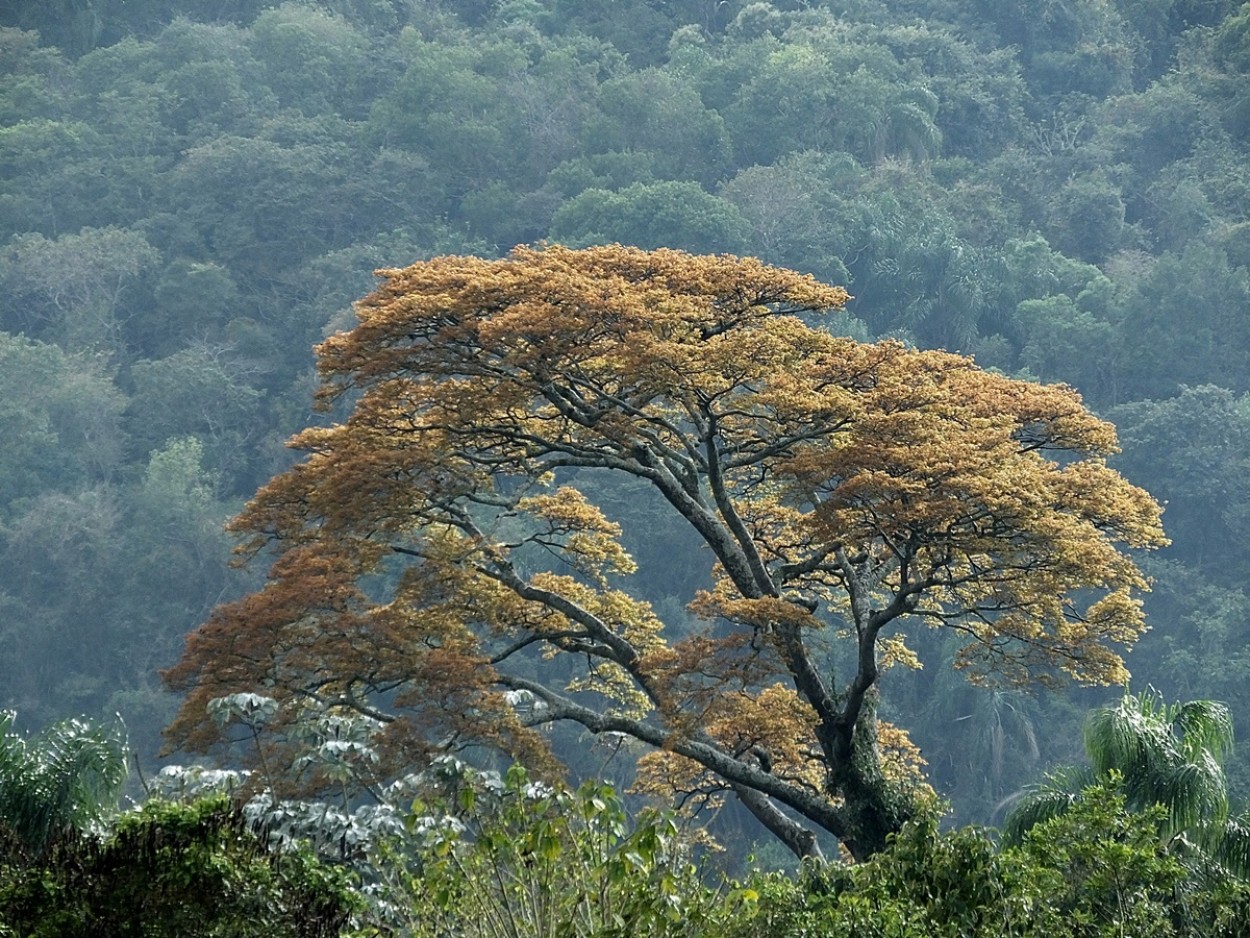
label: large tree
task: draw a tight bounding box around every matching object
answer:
[165,245,1165,861]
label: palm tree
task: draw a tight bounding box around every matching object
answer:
[1002,689,1250,877]
[0,710,128,853]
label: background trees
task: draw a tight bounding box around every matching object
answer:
[0,0,1248,845]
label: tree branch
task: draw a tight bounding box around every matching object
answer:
[497,675,849,843]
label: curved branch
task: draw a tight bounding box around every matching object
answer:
[630,443,763,597]
[474,556,641,667]
[733,783,825,861]
[497,675,848,844]
[705,410,778,598]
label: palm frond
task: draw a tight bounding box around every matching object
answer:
[1175,699,1234,763]
[0,713,127,852]
[1031,690,1245,877]
[1155,756,1229,836]
[1000,764,1095,845]
[1213,813,1250,880]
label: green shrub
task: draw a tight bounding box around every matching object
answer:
[0,795,358,938]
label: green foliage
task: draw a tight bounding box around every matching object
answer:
[1086,695,1233,834]
[1046,171,1128,263]
[549,180,750,253]
[375,763,729,938]
[0,332,126,501]
[1110,386,1250,588]
[1115,243,1250,398]
[0,711,126,854]
[731,782,1230,938]
[1003,690,1250,885]
[0,794,358,938]
[0,225,160,350]
[584,68,734,185]
[248,5,373,117]
[8,699,1233,938]
[1014,780,1187,937]
[723,32,944,166]
[798,816,1059,937]
[1213,3,1250,73]
[127,344,266,487]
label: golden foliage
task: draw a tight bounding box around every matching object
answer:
[516,486,637,581]
[632,682,825,803]
[876,720,931,792]
[165,245,1165,855]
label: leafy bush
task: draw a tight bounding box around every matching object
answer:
[729,779,1247,938]
[370,761,739,938]
[0,795,358,938]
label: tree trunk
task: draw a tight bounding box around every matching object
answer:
[829,690,918,862]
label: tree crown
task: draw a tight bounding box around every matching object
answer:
[166,245,1165,859]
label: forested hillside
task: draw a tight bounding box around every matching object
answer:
[3,0,1250,830]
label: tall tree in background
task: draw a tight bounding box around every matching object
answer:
[165,245,1166,861]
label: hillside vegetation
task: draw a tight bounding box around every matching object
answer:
[2,0,1250,829]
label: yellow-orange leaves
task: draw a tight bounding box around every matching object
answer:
[166,245,1165,857]
[516,487,637,582]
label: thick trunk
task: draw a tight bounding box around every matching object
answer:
[828,689,918,862]
[835,767,916,861]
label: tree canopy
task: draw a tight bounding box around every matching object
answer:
[5,0,1250,818]
[166,244,1165,860]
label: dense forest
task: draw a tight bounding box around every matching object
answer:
[4,0,1250,883]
